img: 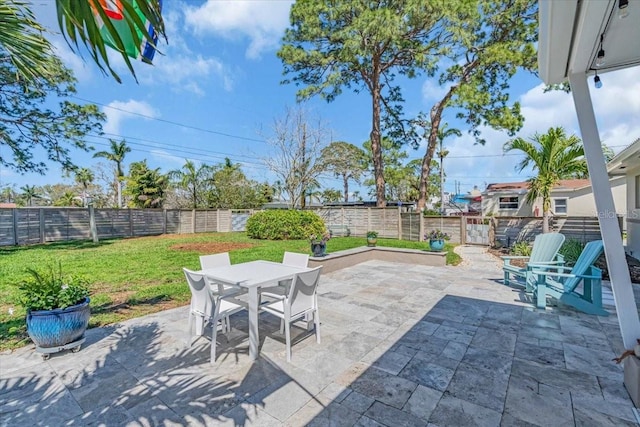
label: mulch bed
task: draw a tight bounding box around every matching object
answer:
[169,242,254,253]
[487,247,640,284]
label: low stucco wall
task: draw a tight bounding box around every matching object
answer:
[309,246,447,273]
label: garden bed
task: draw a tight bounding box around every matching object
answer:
[309,246,447,273]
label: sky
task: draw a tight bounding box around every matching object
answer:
[3,0,640,198]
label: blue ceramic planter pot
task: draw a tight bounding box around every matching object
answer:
[26,297,90,348]
[429,239,446,252]
[311,241,326,257]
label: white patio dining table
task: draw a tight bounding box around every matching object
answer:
[199,260,311,360]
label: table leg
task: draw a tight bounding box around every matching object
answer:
[248,287,259,360]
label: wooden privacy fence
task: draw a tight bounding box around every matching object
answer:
[492,216,621,247]
[0,206,614,247]
[0,208,236,246]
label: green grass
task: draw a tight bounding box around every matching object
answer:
[0,232,460,350]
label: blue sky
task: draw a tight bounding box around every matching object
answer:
[3,0,640,198]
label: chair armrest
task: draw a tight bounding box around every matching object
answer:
[501,256,530,260]
[527,263,572,271]
[530,270,600,280]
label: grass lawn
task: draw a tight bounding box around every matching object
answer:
[0,232,460,350]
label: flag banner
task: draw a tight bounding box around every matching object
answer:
[93,0,162,64]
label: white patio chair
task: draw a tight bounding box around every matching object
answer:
[260,266,322,362]
[200,252,246,300]
[183,268,245,364]
[260,251,309,297]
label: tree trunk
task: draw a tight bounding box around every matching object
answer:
[343,175,349,202]
[370,65,386,207]
[542,210,550,233]
[417,104,442,211]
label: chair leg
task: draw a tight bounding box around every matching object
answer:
[279,319,285,335]
[504,270,510,286]
[284,319,291,362]
[210,318,218,364]
[187,313,194,347]
[536,283,547,309]
[314,309,321,344]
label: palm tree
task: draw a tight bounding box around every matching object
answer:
[0,0,165,85]
[19,184,39,206]
[93,139,131,208]
[168,160,213,209]
[504,126,588,233]
[74,167,94,206]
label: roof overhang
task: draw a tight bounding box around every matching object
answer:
[608,138,640,175]
[539,0,640,85]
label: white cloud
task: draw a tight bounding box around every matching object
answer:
[434,67,640,193]
[51,40,93,82]
[184,0,294,59]
[103,100,160,135]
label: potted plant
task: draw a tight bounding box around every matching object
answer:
[17,263,91,359]
[425,229,451,252]
[310,231,331,257]
[366,231,378,247]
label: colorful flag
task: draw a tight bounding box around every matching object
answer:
[93,0,162,64]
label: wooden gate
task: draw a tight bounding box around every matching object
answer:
[465,217,490,245]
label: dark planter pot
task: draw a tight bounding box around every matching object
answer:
[26,297,90,350]
[311,241,327,257]
[429,239,446,252]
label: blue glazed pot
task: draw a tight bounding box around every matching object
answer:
[311,241,326,257]
[429,239,446,252]
[26,297,90,348]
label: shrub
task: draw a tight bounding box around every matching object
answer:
[17,263,90,311]
[559,239,585,266]
[246,210,326,240]
[511,241,532,256]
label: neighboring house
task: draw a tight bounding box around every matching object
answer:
[481,178,626,218]
[608,138,640,258]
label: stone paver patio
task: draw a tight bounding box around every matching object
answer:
[1,247,638,426]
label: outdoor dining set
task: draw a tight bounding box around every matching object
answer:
[183,252,322,363]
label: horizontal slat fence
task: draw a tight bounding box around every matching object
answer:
[492,216,620,247]
[0,207,613,248]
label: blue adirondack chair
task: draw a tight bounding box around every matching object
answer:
[502,232,565,291]
[530,240,607,316]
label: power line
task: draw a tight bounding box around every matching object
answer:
[72,95,269,144]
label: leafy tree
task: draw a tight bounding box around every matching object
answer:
[74,167,94,206]
[412,0,537,211]
[124,160,168,208]
[279,0,441,207]
[0,185,17,203]
[208,158,266,209]
[0,52,104,174]
[168,159,213,209]
[504,127,587,233]
[320,189,342,204]
[19,184,40,207]
[435,124,461,213]
[263,106,329,208]
[54,191,82,207]
[320,141,367,203]
[93,139,131,208]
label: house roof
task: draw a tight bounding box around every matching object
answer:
[0,203,17,208]
[608,138,640,175]
[484,179,592,193]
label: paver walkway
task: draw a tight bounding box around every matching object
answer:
[1,253,637,426]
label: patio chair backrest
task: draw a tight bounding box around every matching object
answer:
[563,240,604,292]
[288,266,322,317]
[199,253,231,270]
[283,251,309,268]
[183,268,211,317]
[529,232,565,263]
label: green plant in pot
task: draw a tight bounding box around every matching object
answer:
[310,232,331,257]
[426,229,450,252]
[366,231,378,247]
[17,263,91,359]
